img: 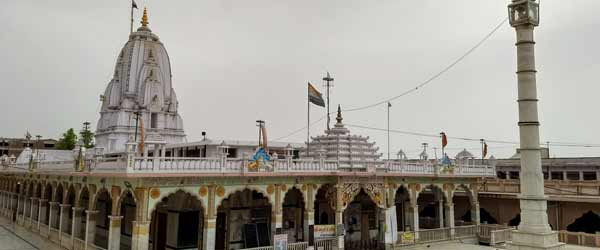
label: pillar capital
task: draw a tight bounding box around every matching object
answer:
[85,210,99,215]
[59,204,71,208]
[108,215,123,221]
[49,201,59,206]
[72,207,85,212]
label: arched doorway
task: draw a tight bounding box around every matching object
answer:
[52,184,64,229]
[33,183,42,222]
[150,190,204,250]
[94,189,112,249]
[282,187,305,243]
[76,187,89,240]
[452,185,473,226]
[119,191,137,250]
[567,211,600,233]
[314,184,335,225]
[43,183,52,226]
[417,185,446,229]
[63,186,76,234]
[394,186,412,232]
[216,189,271,250]
[343,189,382,250]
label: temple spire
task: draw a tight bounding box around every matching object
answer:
[141,7,149,27]
[336,105,343,124]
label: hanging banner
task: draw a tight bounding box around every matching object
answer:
[313,225,336,238]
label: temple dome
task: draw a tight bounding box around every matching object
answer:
[303,105,382,167]
[455,149,475,160]
[96,8,185,153]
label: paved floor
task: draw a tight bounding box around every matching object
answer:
[0,218,61,250]
[0,217,596,250]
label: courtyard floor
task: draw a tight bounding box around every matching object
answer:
[0,217,595,250]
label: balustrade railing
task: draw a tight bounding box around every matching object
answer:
[490,228,513,246]
[454,225,478,238]
[288,241,308,250]
[417,228,452,243]
[6,155,495,177]
[559,230,600,248]
[314,237,336,250]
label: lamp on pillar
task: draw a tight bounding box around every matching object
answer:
[507,1,564,249]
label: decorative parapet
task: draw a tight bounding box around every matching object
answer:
[3,156,496,178]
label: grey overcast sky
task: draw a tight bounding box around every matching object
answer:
[1,0,599,158]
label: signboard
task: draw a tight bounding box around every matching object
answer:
[401,232,415,244]
[274,234,288,250]
[313,225,336,238]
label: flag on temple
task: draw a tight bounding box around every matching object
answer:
[132,0,138,9]
[483,142,488,158]
[441,132,448,149]
[388,102,392,108]
[139,119,145,154]
[308,82,325,107]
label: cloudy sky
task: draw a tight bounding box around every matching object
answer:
[1,0,599,158]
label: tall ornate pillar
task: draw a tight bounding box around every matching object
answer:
[507,1,563,249]
[107,216,123,250]
[471,202,480,225]
[334,184,345,250]
[202,185,217,250]
[303,184,315,243]
[445,202,455,238]
[272,184,283,242]
[59,204,71,235]
[71,207,84,241]
[131,187,151,250]
[84,210,98,249]
[410,202,419,240]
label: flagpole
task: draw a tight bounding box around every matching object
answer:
[387,102,390,160]
[130,0,134,33]
[440,132,445,158]
[307,85,310,158]
[480,139,485,164]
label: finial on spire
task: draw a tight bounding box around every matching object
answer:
[336,105,343,123]
[141,7,149,27]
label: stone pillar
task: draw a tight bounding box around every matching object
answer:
[38,199,48,228]
[202,185,216,250]
[272,185,283,242]
[562,172,567,181]
[411,203,419,240]
[84,210,98,249]
[107,216,123,250]
[471,202,480,225]
[303,184,315,244]
[132,221,151,250]
[437,200,444,228]
[383,206,398,249]
[59,204,71,234]
[507,1,563,248]
[72,207,84,240]
[335,185,345,250]
[445,202,455,238]
[49,202,59,229]
[30,198,38,227]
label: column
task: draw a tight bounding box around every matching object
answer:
[437,200,444,228]
[71,207,84,240]
[471,203,480,226]
[132,221,151,250]
[84,210,98,249]
[383,206,398,249]
[59,204,71,234]
[107,216,123,250]
[30,198,38,228]
[562,171,567,181]
[411,203,419,240]
[445,202,455,238]
[16,195,21,222]
[202,185,216,250]
[272,185,283,241]
[48,202,59,229]
[38,199,47,230]
[335,185,345,250]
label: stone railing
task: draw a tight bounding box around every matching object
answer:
[558,230,600,248]
[4,156,495,178]
[480,179,600,197]
[455,225,478,239]
[489,228,513,246]
[417,228,452,243]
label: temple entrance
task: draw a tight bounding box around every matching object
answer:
[150,190,204,250]
[282,187,305,243]
[216,189,271,250]
[395,186,413,232]
[452,185,473,226]
[343,189,382,250]
[417,185,446,229]
[314,184,335,225]
[119,191,136,250]
[94,189,112,249]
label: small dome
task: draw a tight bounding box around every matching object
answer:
[455,149,475,159]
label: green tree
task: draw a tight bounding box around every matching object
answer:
[80,126,95,148]
[56,128,78,150]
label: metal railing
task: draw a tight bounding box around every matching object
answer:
[315,237,337,250]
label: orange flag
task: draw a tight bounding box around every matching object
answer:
[139,119,145,154]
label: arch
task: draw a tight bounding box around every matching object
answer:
[416,184,447,229]
[53,183,64,203]
[93,188,113,249]
[314,184,335,225]
[282,187,306,242]
[343,189,382,250]
[62,185,77,234]
[148,187,205,218]
[116,188,138,213]
[216,188,272,250]
[74,186,90,240]
[150,190,205,250]
[394,185,412,232]
[451,184,474,226]
[42,183,53,225]
[566,211,600,233]
[119,190,137,250]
